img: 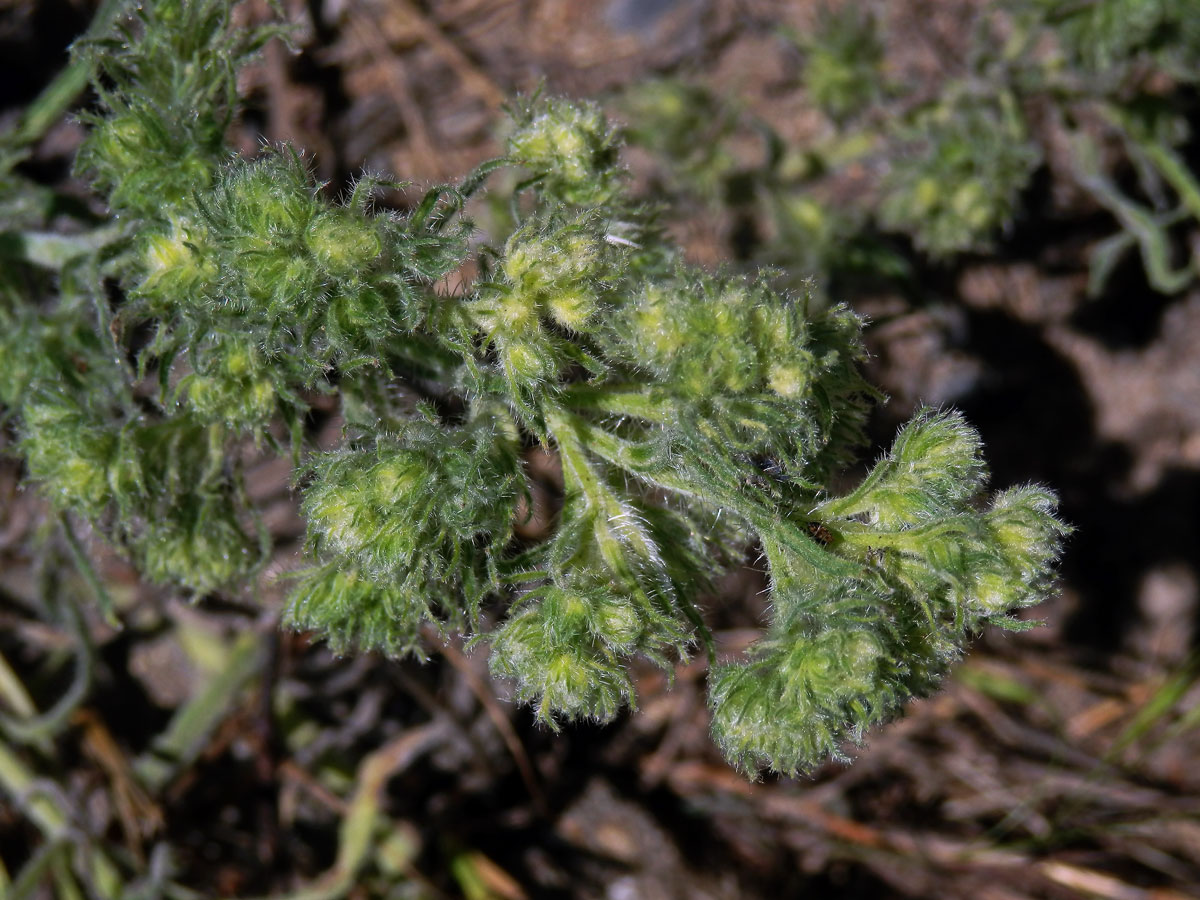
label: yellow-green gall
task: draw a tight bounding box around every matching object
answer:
[305,212,382,273]
[54,455,113,512]
[94,115,153,171]
[145,228,193,276]
[555,592,592,634]
[506,98,621,206]
[785,196,828,235]
[629,288,682,358]
[308,493,364,552]
[560,233,601,274]
[912,176,941,216]
[594,598,640,651]
[502,339,555,384]
[140,516,256,593]
[503,244,538,284]
[20,399,116,516]
[547,289,597,331]
[951,180,992,231]
[231,161,315,234]
[182,371,277,429]
[967,570,1018,615]
[496,289,540,331]
[768,364,808,398]
[369,456,428,505]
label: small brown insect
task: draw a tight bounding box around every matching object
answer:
[805,521,834,547]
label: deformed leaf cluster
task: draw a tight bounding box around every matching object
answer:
[1,0,1067,776]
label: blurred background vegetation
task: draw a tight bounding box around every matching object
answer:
[2,0,1199,897]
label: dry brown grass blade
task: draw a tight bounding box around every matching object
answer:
[382,0,506,108]
[343,11,442,177]
[278,758,349,817]
[437,638,549,818]
[72,708,164,857]
[1038,860,1195,900]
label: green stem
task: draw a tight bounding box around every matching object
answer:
[3,0,126,147]
[565,412,860,580]
[8,840,65,900]
[561,384,675,424]
[0,224,124,271]
[547,409,609,505]
[1103,103,1200,222]
[0,602,92,745]
[134,629,267,792]
[1105,650,1200,764]
[837,516,974,551]
[243,725,441,900]
[548,410,643,581]
[1069,130,1194,293]
[813,458,893,520]
[1131,136,1200,222]
[546,407,702,644]
[61,513,119,628]
[0,652,38,720]
[202,423,228,488]
[0,739,124,895]
[0,521,103,745]
[0,740,69,838]
[459,156,509,200]
[51,852,87,900]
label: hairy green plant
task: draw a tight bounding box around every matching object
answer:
[1,0,1066,778]
[1026,0,1200,80]
[791,4,886,123]
[878,89,1041,258]
[1008,0,1200,293]
[618,79,740,202]
[623,0,1200,296]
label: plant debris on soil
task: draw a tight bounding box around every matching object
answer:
[2,1,1199,898]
